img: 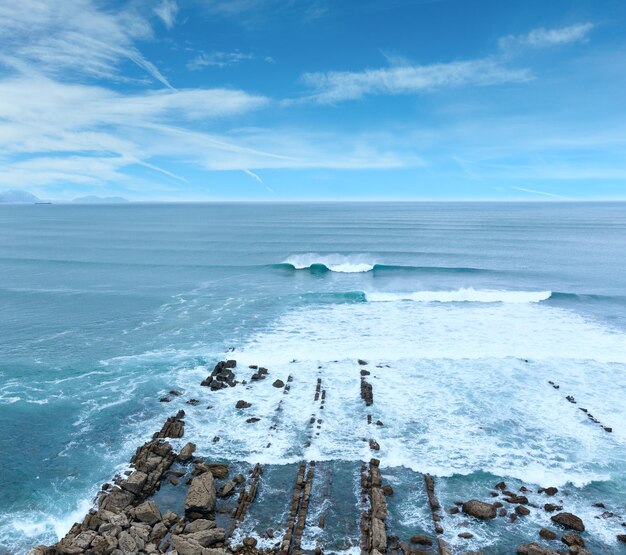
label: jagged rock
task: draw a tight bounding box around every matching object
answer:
[186,399,200,406]
[551,512,585,532]
[462,500,496,520]
[162,510,179,526]
[171,534,203,555]
[100,488,135,513]
[185,519,216,534]
[410,535,433,546]
[561,533,584,547]
[179,442,197,462]
[225,359,236,368]
[544,503,563,512]
[272,379,285,388]
[185,472,216,517]
[458,532,473,539]
[204,463,229,479]
[186,528,226,547]
[371,518,386,551]
[542,486,558,496]
[117,531,138,554]
[382,484,394,496]
[617,535,626,543]
[219,480,236,497]
[235,400,251,409]
[72,530,97,550]
[170,390,182,396]
[539,528,557,540]
[134,500,161,525]
[358,359,368,365]
[516,505,530,516]
[495,481,506,490]
[120,471,147,496]
[517,544,560,555]
[369,439,380,451]
[150,522,168,541]
[243,537,257,547]
[90,535,117,555]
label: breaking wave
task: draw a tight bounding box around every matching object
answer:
[364,288,552,304]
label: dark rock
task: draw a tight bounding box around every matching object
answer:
[561,533,584,547]
[243,537,257,547]
[499,508,507,517]
[517,543,561,555]
[539,528,557,540]
[272,379,285,388]
[246,417,260,423]
[593,502,606,508]
[551,512,585,532]
[493,501,503,508]
[516,505,530,516]
[495,481,507,490]
[449,507,460,514]
[235,400,251,409]
[159,397,171,402]
[543,487,558,496]
[604,426,613,432]
[462,500,496,520]
[410,535,433,546]
[617,535,626,543]
[510,513,518,523]
[458,532,473,539]
[360,369,371,376]
[504,495,529,504]
[369,439,380,451]
[169,390,182,396]
[544,504,563,513]
[382,484,394,496]
[358,359,368,365]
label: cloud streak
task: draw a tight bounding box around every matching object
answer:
[301,58,532,103]
[499,23,594,51]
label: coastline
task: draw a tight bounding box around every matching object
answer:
[29,359,625,555]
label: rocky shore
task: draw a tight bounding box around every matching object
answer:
[28,359,626,555]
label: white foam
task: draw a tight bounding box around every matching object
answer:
[365,288,552,304]
[282,253,376,273]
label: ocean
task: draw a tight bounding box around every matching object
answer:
[1,202,625,554]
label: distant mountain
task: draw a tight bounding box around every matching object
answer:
[72,195,129,204]
[0,190,42,203]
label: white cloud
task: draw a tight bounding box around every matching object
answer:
[300,58,532,103]
[154,0,179,29]
[499,23,594,51]
[187,51,255,70]
[0,0,172,87]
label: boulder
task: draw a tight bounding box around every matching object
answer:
[117,531,138,554]
[462,500,496,520]
[219,480,236,497]
[235,400,251,409]
[185,528,226,547]
[516,505,530,516]
[171,534,203,555]
[134,500,161,525]
[272,379,285,388]
[539,528,557,540]
[618,535,626,543]
[185,472,216,517]
[120,471,147,496]
[179,442,197,462]
[551,512,585,532]
[561,533,584,547]
[184,519,216,534]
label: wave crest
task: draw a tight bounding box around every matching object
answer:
[365,288,552,304]
[281,254,375,273]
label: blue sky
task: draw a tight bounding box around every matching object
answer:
[0,0,625,200]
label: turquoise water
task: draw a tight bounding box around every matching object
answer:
[1,202,626,553]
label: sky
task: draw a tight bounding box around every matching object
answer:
[0,0,625,201]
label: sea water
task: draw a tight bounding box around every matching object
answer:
[1,202,625,553]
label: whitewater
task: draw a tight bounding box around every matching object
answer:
[1,202,626,554]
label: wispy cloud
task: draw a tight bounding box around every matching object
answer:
[0,0,172,87]
[301,59,532,103]
[499,23,594,51]
[154,0,179,29]
[187,50,256,70]
[242,169,275,194]
[510,186,567,199]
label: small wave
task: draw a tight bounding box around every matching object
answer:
[364,288,552,304]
